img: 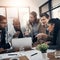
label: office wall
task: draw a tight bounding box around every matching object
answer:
[0,0,48,34]
[0,0,48,18]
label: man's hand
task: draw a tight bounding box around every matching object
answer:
[45,41,51,44]
[24,31,29,36]
[36,33,48,39]
[13,31,20,38]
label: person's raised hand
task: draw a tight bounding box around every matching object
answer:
[36,33,48,39]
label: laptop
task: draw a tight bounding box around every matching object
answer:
[12,37,32,50]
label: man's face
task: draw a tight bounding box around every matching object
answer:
[29,14,35,23]
[13,20,20,31]
[0,19,7,29]
[40,16,49,25]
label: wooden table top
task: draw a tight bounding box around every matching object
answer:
[48,52,60,60]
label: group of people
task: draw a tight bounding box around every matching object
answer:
[0,11,60,53]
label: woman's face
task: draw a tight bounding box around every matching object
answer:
[47,23,55,32]
[29,14,35,23]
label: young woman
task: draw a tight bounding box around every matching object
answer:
[47,18,60,49]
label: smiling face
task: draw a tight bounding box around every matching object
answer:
[40,16,49,25]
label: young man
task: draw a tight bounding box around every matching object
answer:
[0,15,10,53]
[39,13,50,33]
[36,13,50,43]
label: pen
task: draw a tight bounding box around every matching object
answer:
[8,54,17,56]
[31,53,38,56]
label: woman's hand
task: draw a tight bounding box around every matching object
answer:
[0,48,5,53]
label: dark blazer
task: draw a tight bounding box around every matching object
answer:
[18,30,23,38]
[0,29,10,49]
[13,29,23,38]
[49,30,60,50]
[56,30,60,49]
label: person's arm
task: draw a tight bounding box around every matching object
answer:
[36,33,53,44]
[24,23,30,36]
[48,31,60,49]
[46,35,53,41]
[56,30,60,49]
[13,31,20,38]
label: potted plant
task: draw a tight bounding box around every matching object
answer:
[36,43,49,60]
[36,43,49,53]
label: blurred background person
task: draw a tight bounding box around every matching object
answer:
[12,18,23,38]
[25,11,40,43]
[0,15,10,53]
[8,18,23,44]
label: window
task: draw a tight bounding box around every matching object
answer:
[39,1,52,18]
[52,7,60,19]
[52,0,60,9]
[0,8,5,16]
[0,6,29,33]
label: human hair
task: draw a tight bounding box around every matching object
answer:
[48,18,60,29]
[40,13,49,19]
[29,11,39,24]
[30,11,37,19]
[0,15,6,22]
[48,18,60,45]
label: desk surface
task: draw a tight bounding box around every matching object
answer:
[0,50,43,60]
[0,49,60,60]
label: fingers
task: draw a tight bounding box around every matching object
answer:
[36,33,48,39]
[24,31,29,36]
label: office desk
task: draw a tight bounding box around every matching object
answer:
[0,50,60,60]
[0,50,44,60]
